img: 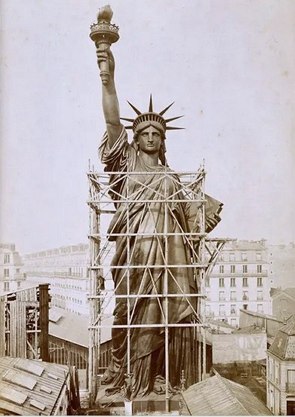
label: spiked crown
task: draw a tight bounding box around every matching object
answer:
[121,95,184,135]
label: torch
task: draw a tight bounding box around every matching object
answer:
[90,5,120,85]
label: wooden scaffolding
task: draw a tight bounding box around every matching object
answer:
[0,284,49,360]
[87,166,228,409]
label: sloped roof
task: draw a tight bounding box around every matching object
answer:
[271,287,295,301]
[234,325,265,334]
[49,307,112,347]
[268,315,295,360]
[182,373,272,416]
[0,357,69,415]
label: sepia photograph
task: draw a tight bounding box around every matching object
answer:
[0,0,294,415]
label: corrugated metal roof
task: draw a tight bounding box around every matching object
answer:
[182,373,272,416]
[0,357,69,415]
[49,307,112,347]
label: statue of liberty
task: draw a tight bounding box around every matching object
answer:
[91,6,222,400]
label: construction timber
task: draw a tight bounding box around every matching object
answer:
[87,166,229,411]
[0,284,49,360]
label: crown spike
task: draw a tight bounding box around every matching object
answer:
[120,117,135,122]
[127,101,142,115]
[159,102,175,116]
[165,115,184,123]
[166,126,185,131]
[149,94,153,112]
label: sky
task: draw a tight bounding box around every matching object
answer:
[1,0,294,254]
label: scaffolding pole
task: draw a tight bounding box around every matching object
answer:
[87,168,228,411]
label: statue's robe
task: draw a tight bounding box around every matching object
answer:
[99,127,222,398]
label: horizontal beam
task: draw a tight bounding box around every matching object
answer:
[89,264,208,269]
[88,323,205,329]
[88,293,205,299]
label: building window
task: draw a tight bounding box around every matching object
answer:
[230,278,236,287]
[242,277,248,287]
[230,291,236,301]
[219,265,224,274]
[257,290,263,301]
[243,304,248,310]
[205,305,211,316]
[230,304,236,315]
[257,277,263,287]
[241,252,247,261]
[257,304,263,313]
[219,304,226,316]
[217,254,224,263]
[257,265,262,273]
[231,318,237,327]
[4,269,9,278]
[4,254,10,264]
[4,282,9,291]
[219,291,225,301]
[230,265,235,274]
[229,253,235,261]
[219,278,225,288]
[205,277,210,287]
[243,290,248,301]
[242,265,248,274]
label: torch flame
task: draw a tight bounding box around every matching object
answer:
[97,5,113,24]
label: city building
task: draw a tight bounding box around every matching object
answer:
[271,287,295,322]
[0,243,26,293]
[267,315,295,415]
[268,242,295,288]
[23,243,90,315]
[212,325,267,365]
[0,356,79,415]
[205,239,272,327]
[239,308,286,346]
[48,307,112,380]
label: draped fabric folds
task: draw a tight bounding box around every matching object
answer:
[99,127,222,398]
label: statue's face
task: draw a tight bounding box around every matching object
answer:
[136,125,162,155]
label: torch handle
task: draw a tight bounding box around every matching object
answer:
[97,41,111,85]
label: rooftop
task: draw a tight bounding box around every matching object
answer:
[268,316,295,360]
[0,357,69,415]
[182,372,272,415]
[223,239,267,251]
[271,287,295,301]
[49,307,112,346]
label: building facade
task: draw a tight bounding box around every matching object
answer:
[268,242,295,288]
[23,243,90,316]
[267,316,295,415]
[0,243,26,293]
[271,287,295,322]
[205,239,272,327]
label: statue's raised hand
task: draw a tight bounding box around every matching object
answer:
[96,45,115,83]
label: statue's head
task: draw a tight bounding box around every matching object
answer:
[121,95,183,165]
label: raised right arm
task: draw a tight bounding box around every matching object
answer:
[96,46,123,148]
